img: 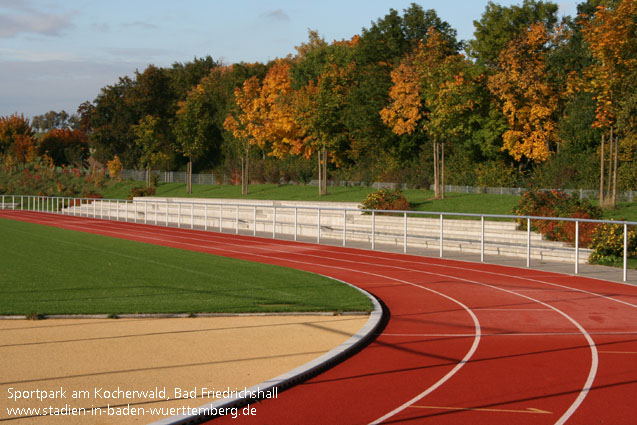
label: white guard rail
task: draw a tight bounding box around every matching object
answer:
[1,194,635,282]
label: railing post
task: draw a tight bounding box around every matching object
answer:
[575,220,579,274]
[294,207,298,241]
[372,210,376,250]
[125,200,128,222]
[235,205,239,235]
[219,205,222,232]
[624,223,628,282]
[481,216,485,262]
[12,195,15,210]
[317,209,321,243]
[165,202,169,227]
[253,206,256,236]
[344,209,347,247]
[439,214,443,258]
[145,201,148,224]
[115,200,119,221]
[272,206,276,238]
[205,205,208,231]
[155,202,158,226]
[527,218,531,268]
[192,203,195,229]
[403,212,407,254]
[178,203,181,228]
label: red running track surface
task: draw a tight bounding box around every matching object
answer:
[2,210,637,425]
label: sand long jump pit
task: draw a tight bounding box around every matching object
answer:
[1,315,368,424]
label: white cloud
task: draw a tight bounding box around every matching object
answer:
[0,0,74,38]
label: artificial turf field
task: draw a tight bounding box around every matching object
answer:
[0,218,372,316]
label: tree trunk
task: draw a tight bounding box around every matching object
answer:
[186,158,192,194]
[433,141,440,199]
[600,133,605,207]
[318,149,328,196]
[322,149,328,195]
[317,150,322,196]
[241,148,249,195]
[441,142,445,200]
[606,129,613,207]
[146,166,151,188]
[612,127,618,208]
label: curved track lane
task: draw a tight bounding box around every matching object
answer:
[2,211,637,425]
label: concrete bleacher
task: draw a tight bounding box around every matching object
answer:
[63,197,589,264]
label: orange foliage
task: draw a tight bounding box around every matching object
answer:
[380,61,422,135]
[581,0,637,129]
[488,23,563,163]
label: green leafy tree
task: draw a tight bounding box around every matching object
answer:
[468,0,560,67]
[133,115,170,188]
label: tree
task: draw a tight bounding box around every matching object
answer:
[382,29,479,198]
[174,85,215,194]
[0,114,34,164]
[38,128,89,167]
[291,33,357,195]
[133,115,170,188]
[487,22,565,165]
[468,0,560,67]
[223,76,261,195]
[579,0,637,208]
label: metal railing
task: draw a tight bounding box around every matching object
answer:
[1,194,635,282]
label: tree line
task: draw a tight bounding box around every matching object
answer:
[0,0,635,207]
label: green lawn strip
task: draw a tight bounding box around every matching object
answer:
[101,180,637,222]
[0,218,372,316]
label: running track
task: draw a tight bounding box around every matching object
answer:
[2,210,637,425]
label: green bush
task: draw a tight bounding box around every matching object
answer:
[589,222,637,265]
[360,188,410,212]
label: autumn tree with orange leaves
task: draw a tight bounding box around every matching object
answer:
[382,29,478,199]
[579,0,637,208]
[487,22,565,166]
[224,60,303,194]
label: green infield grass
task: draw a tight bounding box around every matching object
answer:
[0,218,372,316]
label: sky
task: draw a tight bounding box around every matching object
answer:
[0,0,578,118]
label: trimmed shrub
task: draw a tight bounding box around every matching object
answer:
[589,222,637,265]
[127,186,155,200]
[513,189,602,246]
[360,188,410,212]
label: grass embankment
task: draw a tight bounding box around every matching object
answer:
[0,218,372,316]
[102,181,637,222]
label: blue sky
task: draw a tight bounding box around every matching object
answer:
[0,0,578,118]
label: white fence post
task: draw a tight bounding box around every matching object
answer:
[235,205,239,235]
[272,207,276,238]
[219,205,222,232]
[527,218,531,268]
[165,202,169,227]
[294,207,298,241]
[372,210,376,250]
[624,223,628,282]
[403,212,407,254]
[481,215,485,262]
[439,214,443,258]
[205,204,208,231]
[344,209,347,247]
[317,209,321,243]
[177,203,181,228]
[575,221,579,274]
[253,206,256,236]
[191,203,195,229]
